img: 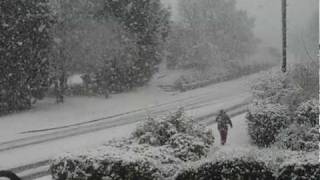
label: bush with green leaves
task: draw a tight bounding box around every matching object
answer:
[132,109,215,161]
[0,0,54,115]
[246,103,290,147]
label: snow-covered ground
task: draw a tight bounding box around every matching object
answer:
[0,71,257,143]
[0,71,261,179]
[33,114,251,180]
[208,113,251,147]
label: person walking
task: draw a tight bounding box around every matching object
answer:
[216,109,233,145]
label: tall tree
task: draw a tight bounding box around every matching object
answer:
[167,0,257,70]
[102,0,170,86]
[0,0,54,114]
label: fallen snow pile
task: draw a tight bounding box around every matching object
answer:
[50,109,215,180]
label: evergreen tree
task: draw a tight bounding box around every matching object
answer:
[0,0,54,114]
[101,0,170,87]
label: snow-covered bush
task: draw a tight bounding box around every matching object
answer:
[290,60,319,100]
[168,133,210,161]
[295,99,319,126]
[275,150,320,180]
[277,162,320,180]
[274,123,319,152]
[177,147,319,180]
[50,151,161,180]
[274,99,319,152]
[0,0,54,115]
[50,139,183,180]
[251,71,302,111]
[176,158,274,180]
[132,109,215,161]
[50,109,215,179]
[246,103,290,147]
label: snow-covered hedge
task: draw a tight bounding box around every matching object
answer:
[50,153,160,180]
[176,148,319,180]
[132,108,214,161]
[173,63,273,92]
[50,139,183,180]
[176,158,274,180]
[276,150,320,180]
[246,103,290,147]
[274,99,319,152]
[275,124,319,152]
[277,160,320,180]
[295,99,319,126]
[176,148,276,180]
[250,71,302,111]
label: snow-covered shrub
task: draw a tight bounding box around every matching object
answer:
[275,123,319,152]
[277,162,320,180]
[50,153,161,180]
[177,147,319,180]
[168,133,210,161]
[274,99,320,152]
[276,152,320,179]
[176,158,274,180]
[0,0,54,115]
[246,103,290,147]
[50,139,183,180]
[50,109,215,180]
[295,99,319,126]
[132,109,214,161]
[251,71,302,111]
[290,60,319,100]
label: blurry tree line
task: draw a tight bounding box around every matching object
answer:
[166,0,259,71]
[1,0,304,116]
[0,0,170,115]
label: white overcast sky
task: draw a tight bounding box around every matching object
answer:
[162,0,319,48]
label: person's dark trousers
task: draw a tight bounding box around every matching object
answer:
[219,128,228,145]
